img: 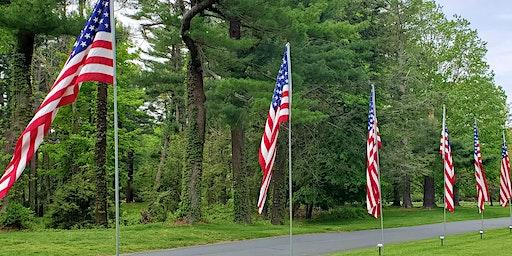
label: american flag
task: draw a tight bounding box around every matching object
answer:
[440,124,455,213]
[366,86,382,218]
[257,45,291,214]
[473,123,489,213]
[499,134,511,207]
[0,0,114,199]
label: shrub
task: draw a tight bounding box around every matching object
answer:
[315,206,368,222]
[47,173,96,229]
[0,202,35,230]
[140,191,173,223]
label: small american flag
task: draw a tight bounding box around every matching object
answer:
[473,123,489,213]
[366,86,382,218]
[499,134,511,207]
[257,45,291,214]
[0,0,114,199]
[440,124,455,213]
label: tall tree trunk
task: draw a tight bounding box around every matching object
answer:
[392,182,401,207]
[305,204,314,220]
[422,175,436,209]
[271,140,287,225]
[95,83,108,227]
[231,123,250,223]
[154,133,169,191]
[125,149,135,203]
[179,0,217,224]
[228,16,250,224]
[402,174,412,208]
[29,153,37,213]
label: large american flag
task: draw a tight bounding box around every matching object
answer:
[499,134,511,207]
[366,86,382,218]
[473,123,489,213]
[440,125,455,213]
[0,0,114,199]
[257,46,291,214]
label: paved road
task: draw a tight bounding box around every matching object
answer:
[127,217,512,256]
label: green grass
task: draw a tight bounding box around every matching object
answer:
[331,228,512,255]
[0,203,509,256]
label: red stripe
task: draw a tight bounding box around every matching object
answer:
[91,40,112,50]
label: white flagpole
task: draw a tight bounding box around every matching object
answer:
[503,128,512,233]
[285,42,293,256]
[109,0,120,255]
[441,105,446,245]
[475,119,484,239]
[373,84,384,254]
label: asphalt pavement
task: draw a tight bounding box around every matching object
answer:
[126,217,512,256]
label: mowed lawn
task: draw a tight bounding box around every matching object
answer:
[332,228,512,256]
[0,203,509,256]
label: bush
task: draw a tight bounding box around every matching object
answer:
[315,206,368,222]
[47,173,96,229]
[0,202,35,230]
[140,191,173,223]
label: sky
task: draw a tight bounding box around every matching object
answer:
[435,0,512,102]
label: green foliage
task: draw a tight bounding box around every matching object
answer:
[46,173,96,229]
[0,202,35,230]
[314,206,368,222]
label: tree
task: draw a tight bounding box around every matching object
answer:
[178,0,218,224]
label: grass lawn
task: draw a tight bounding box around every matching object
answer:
[331,227,512,255]
[0,203,509,256]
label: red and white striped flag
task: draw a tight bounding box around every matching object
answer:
[473,122,489,213]
[0,0,114,199]
[440,109,455,212]
[257,45,291,214]
[499,133,511,207]
[366,86,382,218]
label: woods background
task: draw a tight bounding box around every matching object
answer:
[0,0,508,230]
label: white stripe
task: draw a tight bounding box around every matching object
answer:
[94,31,112,41]
[0,176,10,192]
[79,63,114,76]
[15,132,31,179]
[87,47,113,59]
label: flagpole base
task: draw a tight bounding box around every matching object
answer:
[377,243,383,256]
[479,230,483,239]
[439,236,445,246]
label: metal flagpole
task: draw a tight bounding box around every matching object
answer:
[109,0,120,255]
[509,198,512,233]
[480,211,484,239]
[285,42,293,256]
[441,105,446,246]
[504,129,512,233]
[503,128,512,233]
[373,84,384,255]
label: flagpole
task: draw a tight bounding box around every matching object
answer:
[109,0,120,255]
[480,211,484,239]
[373,84,384,254]
[286,42,293,256]
[504,128,512,233]
[509,198,512,233]
[441,105,446,245]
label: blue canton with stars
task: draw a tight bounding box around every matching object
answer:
[474,125,480,149]
[69,0,111,61]
[271,47,289,111]
[367,89,375,132]
[444,128,451,146]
